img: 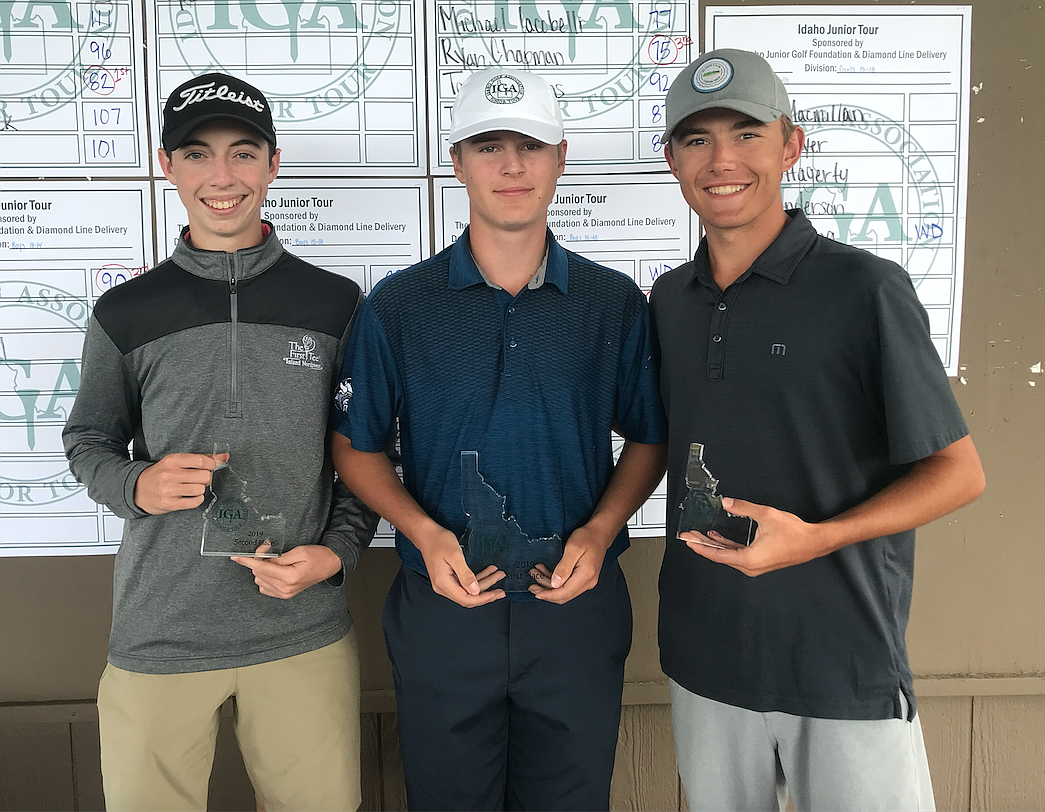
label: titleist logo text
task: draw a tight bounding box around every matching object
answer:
[171,82,266,113]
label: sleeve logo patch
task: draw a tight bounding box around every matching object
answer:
[334,378,353,412]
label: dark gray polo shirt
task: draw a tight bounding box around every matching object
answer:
[650,210,968,720]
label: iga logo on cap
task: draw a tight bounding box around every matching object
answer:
[692,58,733,93]
[485,75,525,105]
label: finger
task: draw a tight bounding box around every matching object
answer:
[432,573,504,607]
[231,555,266,571]
[167,452,222,472]
[685,539,750,570]
[679,530,729,549]
[168,482,209,498]
[462,589,505,607]
[549,548,581,589]
[449,559,481,596]
[476,568,506,592]
[721,497,761,519]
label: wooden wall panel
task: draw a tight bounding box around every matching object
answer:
[919,696,973,812]
[70,720,104,812]
[610,704,681,812]
[619,541,666,686]
[971,695,1045,811]
[0,722,74,812]
[360,713,383,811]
[379,714,408,812]
[207,714,255,812]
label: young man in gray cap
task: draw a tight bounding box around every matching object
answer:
[331,67,666,810]
[63,73,377,810]
[650,48,985,809]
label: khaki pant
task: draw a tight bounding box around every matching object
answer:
[98,631,360,812]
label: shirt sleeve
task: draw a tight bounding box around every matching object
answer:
[614,291,668,445]
[62,314,152,518]
[329,297,402,453]
[871,268,969,465]
[319,288,380,583]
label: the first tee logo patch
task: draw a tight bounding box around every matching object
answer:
[335,378,353,412]
[284,334,322,370]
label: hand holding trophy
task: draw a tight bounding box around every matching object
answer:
[201,442,286,558]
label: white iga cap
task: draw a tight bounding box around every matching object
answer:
[447,68,564,146]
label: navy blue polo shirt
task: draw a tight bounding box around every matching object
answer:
[650,211,969,720]
[333,228,665,595]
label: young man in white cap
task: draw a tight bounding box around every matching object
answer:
[650,48,985,809]
[63,73,377,810]
[331,67,666,810]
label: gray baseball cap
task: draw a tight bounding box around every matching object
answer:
[661,49,791,144]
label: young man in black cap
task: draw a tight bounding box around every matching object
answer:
[63,73,377,810]
[651,49,985,809]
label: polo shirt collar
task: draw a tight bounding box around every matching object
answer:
[687,209,818,290]
[448,226,569,294]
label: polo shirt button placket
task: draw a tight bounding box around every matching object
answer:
[509,339,518,348]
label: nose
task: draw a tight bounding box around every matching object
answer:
[708,139,738,172]
[212,155,234,186]
[501,146,524,175]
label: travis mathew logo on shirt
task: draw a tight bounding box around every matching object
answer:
[284,335,322,370]
[170,81,266,113]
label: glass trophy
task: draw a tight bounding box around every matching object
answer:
[459,451,563,592]
[677,442,757,548]
[201,442,285,557]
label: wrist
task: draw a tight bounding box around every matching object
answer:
[571,519,616,553]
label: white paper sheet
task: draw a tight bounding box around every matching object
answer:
[0,0,149,175]
[147,0,426,174]
[427,0,700,174]
[0,182,153,555]
[707,5,972,374]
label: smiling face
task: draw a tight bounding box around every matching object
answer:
[157,121,279,252]
[450,130,566,237]
[665,108,803,244]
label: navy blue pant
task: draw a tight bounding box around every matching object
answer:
[382,560,632,811]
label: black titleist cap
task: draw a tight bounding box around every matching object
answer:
[161,73,276,152]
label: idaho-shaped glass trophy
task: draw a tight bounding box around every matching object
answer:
[677,442,757,548]
[459,451,563,592]
[201,443,286,557]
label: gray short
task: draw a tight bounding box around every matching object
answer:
[670,679,935,812]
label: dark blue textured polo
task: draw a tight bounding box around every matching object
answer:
[333,228,666,596]
[650,211,969,720]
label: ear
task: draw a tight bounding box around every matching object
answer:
[782,125,804,171]
[268,147,281,182]
[663,141,681,180]
[556,139,567,177]
[450,145,466,184]
[157,148,176,184]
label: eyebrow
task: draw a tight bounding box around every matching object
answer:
[179,138,263,150]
